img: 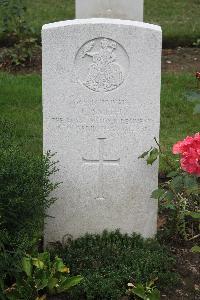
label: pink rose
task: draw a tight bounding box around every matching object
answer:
[173,133,200,176]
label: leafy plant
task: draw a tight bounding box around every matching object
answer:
[127,278,160,300]
[191,245,200,253]
[0,119,59,293]
[50,230,179,300]
[0,0,38,68]
[0,38,38,68]
[0,0,35,43]
[0,147,58,240]
[152,173,200,240]
[140,136,200,241]
[4,252,83,300]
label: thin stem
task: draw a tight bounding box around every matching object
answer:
[154,137,162,154]
[188,233,200,241]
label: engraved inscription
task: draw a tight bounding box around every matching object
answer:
[82,138,120,200]
[75,38,129,92]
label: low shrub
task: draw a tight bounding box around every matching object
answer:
[0,0,38,68]
[0,119,59,292]
[0,0,35,45]
[50,230,179,300]
[0,38,38,68]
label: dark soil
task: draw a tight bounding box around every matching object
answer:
[0,46,42,74]
[161,245,200,300]
[162,47,200,73]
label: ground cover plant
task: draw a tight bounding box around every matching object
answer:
[49,230,179,300]
[0,0,199,47]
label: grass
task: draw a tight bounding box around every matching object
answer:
[0,72,199,172]
[160,73,200,171]
[7,0,200,47]
[145,0,200,47]
[0,73,42,154]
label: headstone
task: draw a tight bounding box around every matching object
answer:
[42,19,162,244]
[76,0,144,21]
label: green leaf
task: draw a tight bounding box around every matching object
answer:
[22,257,32,277]
[185,211,200,219]
[147,148,159,165]
[131,284,146,299]
[183,175,199,195]
[163,203,175,210]
[138,148,152,159]
[35,272,49,290]
[148,289,160,300]
[57,275,83,293]
[47,277,58,294]
[54,256,66,272]
[32,258,45,269]
[38,252,50,265]
[164,191,174,201]
[167,171,178,178]
[162,191,176,210]
[151,189,166,200]
[170,176,183,192]
[191,245,200,253]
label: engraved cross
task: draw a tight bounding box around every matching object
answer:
[82,138,120,200]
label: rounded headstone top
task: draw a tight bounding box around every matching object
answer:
[42,18,162,33]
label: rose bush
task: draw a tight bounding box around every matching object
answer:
[139,135,200,241]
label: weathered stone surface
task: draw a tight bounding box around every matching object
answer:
[76,0,143,21]
[42,19,162,244]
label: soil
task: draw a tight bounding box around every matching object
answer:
[0,47,200,74]
[0,46,42,74]
[161,244,200,300]
[162,47,200,74]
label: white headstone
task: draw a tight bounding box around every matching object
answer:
[42,19,162,244]
[76,0,143,21]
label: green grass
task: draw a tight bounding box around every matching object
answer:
[21,0,200,46]
[160,73,199,172]
[0,72,199,172]
[145,0,200,47]
[24,0,75,33]
[0,73,42,153]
